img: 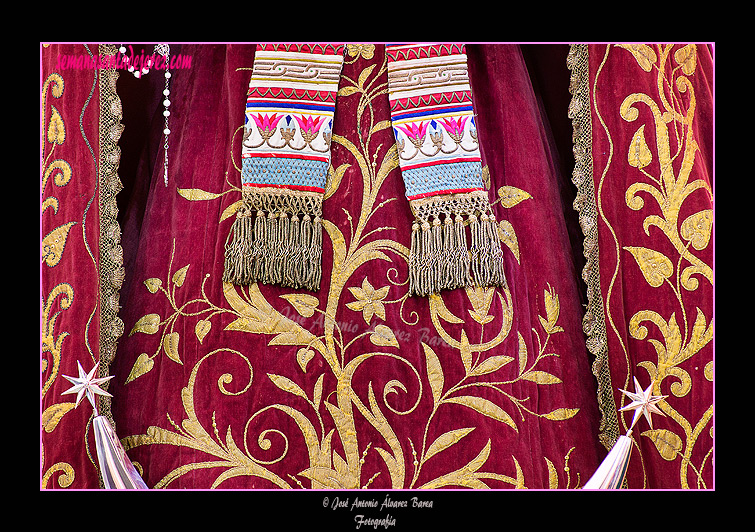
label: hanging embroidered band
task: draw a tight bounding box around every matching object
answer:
[223,44,345,291]
[387,44,506,296]
[225,43,505,297]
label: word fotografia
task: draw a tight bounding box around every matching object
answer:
[354,514,397,530]
[54,45,191,74]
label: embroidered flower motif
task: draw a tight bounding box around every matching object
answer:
[438,115,469,143]
[295,114,326,143]
[346,277,389,325]
[251,113,284,140]
[346,43,375,60]
[396,121,429,148]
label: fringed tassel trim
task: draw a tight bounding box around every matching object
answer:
[408,210,506,297]
[223,195,323,291]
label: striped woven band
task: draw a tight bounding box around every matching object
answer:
[387,44,506,296]
[225,43,506,297]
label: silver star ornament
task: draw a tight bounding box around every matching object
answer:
[61,361,114,413]
[619,376,668,432]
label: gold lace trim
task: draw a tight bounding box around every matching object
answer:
[97,43,126,432]
[567,44,619,450]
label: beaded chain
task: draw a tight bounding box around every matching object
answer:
[118,43,172,186]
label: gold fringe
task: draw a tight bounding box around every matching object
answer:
[408,209,506,298]
[223,193,323,291]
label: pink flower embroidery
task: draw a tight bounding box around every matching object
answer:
[396,121,429,146]
[438,116,469,141]
[294,114,326,135]
[294,114,327,143]
[250,113,284,139]
[251,113,284,130]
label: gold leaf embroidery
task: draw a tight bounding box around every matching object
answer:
[195,319,211,343]
[369,120,392,136]
[268,373,308,401]
[163,332,182,364]
[42,402,76,433]
[422,343,444,407]
[680,209,713,251]
[177,188,223,201]
[172,265,189,287]
[628,124,653,169]
[280,293,320,318]
[497,220,520,264]
[542,408,579,421]
[540,284,564,334]
[47,106,66,144]
[469,355,514,377]
[643,428,683,461]
[521,370,562,385]
[130,313,161,335]
[445,395,518,432]
[424,427,475,462]
[497,185,532,208]
[481,165,490,189]
[144,278,162,293]
[624,246,674,287]
[42,221,77,267]
[338,85,360,97]
[324,163,351,200]
[297,347,315,373]
[545,458,559,489]
[313,374,324,409]
[220,200,242,222]
[459,330,473,374]
[674,44,697,76]
[358,64,376,89]
[126,353,154,383]
[704,361,713,381]
[369,324,399,347]
[517,331,528,376]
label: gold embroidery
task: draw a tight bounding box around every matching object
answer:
[345,277,389,324]
[41,64,79,488]
[124,48,585,489]
[588,44,713,488]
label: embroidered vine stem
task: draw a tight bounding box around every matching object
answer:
[125,46,582,490]
[617,44,713,488]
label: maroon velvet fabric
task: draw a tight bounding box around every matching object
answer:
[105,44,604,490]
[41,43,105,489]
[41,43,715,492]
[584,44,714,489]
